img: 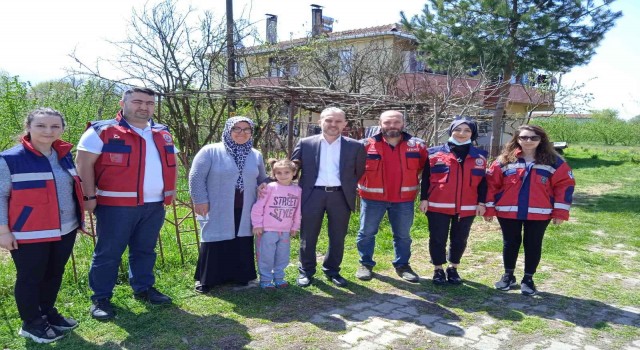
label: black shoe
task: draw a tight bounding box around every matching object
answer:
[18,318,64,343]
[90,298,115,321]
[46,309,78,331]
[355,265,373,281]
[297,274,314,287]
[134,287,172,305]
[446,266,463,285]
[327,274,348,287]
[432,269,447,285]
[396,265,420,283]
[194,281,210,294]
[521,277,538,296]
[494,273,517,291]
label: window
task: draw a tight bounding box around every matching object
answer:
[268,57,284,77]
[339,48,352,73]
[510,74,530,85]
[404,51,426,73]
[478,121,491,134]
[236,61,246,78]
[288,63,299,77]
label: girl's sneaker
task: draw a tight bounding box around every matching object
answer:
[259,281,276,290]
[275,280,289,288]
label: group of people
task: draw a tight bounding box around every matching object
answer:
[0,88,575,344]
[0,88,178,343]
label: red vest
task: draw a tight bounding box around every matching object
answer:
[426,144,487,217]
[358,133,427,201]
[485,154,575,221]
[89,112,177,206]
[2,137,85,244]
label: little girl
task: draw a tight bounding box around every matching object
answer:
[251,158,301,289]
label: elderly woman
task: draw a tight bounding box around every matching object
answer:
[485,124,575,296]
[0,108,84,343]
[189,116,268,293]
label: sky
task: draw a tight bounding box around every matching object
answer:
[1,0,638,119]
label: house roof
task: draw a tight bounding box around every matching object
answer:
[241,23,415,55]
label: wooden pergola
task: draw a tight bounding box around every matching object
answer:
[160,85,433,156]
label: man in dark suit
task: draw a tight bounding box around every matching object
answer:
[292,107,366,287]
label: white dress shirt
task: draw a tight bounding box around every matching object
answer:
[315,135,342,186]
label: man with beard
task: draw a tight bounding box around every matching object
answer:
[292,107,366,287]
[355,110,427,282]
[76,87,178,320]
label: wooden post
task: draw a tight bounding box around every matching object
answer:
[287,96,296,158]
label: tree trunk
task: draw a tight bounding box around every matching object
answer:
[490,65,514,158]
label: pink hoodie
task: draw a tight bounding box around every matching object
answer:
[251,182,302,232]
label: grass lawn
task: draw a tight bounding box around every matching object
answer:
[1,144,639,349]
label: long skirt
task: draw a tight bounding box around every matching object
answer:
[194,190,256,287]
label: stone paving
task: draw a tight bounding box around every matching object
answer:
[299,288,640,349]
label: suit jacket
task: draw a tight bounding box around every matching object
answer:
[292,134,366,211]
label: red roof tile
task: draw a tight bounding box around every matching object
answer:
[243,23,407,51]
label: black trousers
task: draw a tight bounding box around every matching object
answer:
[10,230,77,323]
[299,189,351,277]
[497,218,550,275]
[427,211,475,266]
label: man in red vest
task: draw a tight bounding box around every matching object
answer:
[76,87,178,320]
[356,110,427,282]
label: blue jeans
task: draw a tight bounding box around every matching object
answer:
[356,198,414,268]
[89,203,165,301]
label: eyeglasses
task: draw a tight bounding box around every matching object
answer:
[231,127,252,134]
[518,135,541,141]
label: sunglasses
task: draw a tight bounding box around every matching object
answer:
[518,135,541,141]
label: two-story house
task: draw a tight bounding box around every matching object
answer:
[233,5,554,147]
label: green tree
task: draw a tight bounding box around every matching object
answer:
[401,0,622,157]
[531,115,582,143]
[0,75,33,150]
[586,108,627,145]
[29,78,121,146]
[628,115,640,145]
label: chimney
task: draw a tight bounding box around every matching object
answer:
[266,14,277,44]
[311,4,323,37]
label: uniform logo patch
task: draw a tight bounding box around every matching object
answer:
[113,134,120,139]
[540,176,548,184]
[163,134,172,143]
[475,158,484,166]
[407,140,416,147]
[110,153,124,163]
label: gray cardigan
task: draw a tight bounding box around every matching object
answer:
[188,143,268,242]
